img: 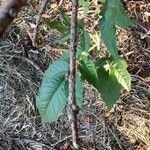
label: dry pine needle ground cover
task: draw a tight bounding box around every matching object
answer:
[0,0,149,150]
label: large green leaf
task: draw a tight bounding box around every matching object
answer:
[99,0,134,59]
[80,30,90,53]
[79,56,120,108]
[36,60,69,123]
[37,50,84,123]
[97,67,120,108]
[111,59,131,92]
[113,0,134,28]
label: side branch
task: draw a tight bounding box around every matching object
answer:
[68,0,79,149]
[32,0,49,45]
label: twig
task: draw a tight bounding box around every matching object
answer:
[50,135,72,150]
[32,0,49,45]
[67,0,79,149]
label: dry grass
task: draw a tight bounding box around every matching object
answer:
[0,0,149,149]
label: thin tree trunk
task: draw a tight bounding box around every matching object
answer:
[68,0,79,149]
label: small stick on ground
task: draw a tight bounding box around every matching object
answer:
[67,0,79,149]
[32,0,49,46]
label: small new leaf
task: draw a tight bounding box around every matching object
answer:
[80,30,90,53]
[45,20,68,33]
[61,10,70,27]
[111,59,131,92]
[76,74,83,108]
[79,0,90,16]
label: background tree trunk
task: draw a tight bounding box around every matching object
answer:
[0,0,26,37]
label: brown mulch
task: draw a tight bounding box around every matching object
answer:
[0,0,149,150]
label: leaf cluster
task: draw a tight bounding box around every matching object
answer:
[37,0,134,123]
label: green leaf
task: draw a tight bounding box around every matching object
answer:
[113,0,134,28]
[99,0,134,59]
[45,20,68,33]
[79,57,98,88]
[80,30,90,53]
[79,56,120,108]
[59,50,70,62]
[76,74,83,108]
[98,0,106,2]
[37,50,84,123]
[54,31,70,43]
[61,10,70,27]
[77,19,85,30]
[111,59,131,91]
[97,67,120,108]
[79,0,90,16]
[36,60,69,123]
[60,48,82,62]
[95,57,110,68]
[100,22,118,58]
